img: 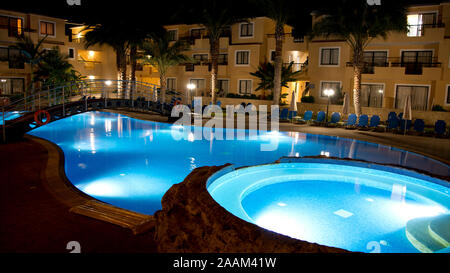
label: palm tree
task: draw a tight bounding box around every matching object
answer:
[12,35,47,95]
[310,0,407,116]
[140,32,192,104]
[259,0,293,106]
[196,0,244,104]
[84,22,129,97]
[250,61,301,101]
[34,47,82,88]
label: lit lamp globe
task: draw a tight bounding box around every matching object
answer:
[324,89,335,97]
[187,83,196,90]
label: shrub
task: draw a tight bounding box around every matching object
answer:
[301,96,315,103]
[432,105,447,112]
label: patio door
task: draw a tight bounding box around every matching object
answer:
[189,79,206,97]
[361,84,383,108]
[395,85,429,111]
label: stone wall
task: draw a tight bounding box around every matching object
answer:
[154,165,348,253]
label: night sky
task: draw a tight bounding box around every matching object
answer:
[0,0,447,34]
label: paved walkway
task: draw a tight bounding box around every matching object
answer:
[0,138,157,253]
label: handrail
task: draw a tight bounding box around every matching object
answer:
[1,79,163,130]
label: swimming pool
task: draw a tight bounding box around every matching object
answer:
[207,160,450,253]
[28,111,449,215]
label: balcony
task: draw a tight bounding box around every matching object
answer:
[346,57,441,75]
[407,23,445,37]
[179,28,231,45]
[283,62,308,73]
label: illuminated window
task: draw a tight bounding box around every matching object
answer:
[40,21,55,36]
[0,15,23,37]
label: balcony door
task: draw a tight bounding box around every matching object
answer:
[395,85,429,111]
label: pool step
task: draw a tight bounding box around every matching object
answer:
[428,214,450,247]
[405,214,450,253]
[70,200,155,235]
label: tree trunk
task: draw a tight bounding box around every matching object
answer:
[160,74,167,104]
[116,47,128,99]
[129,44,137,101]
[209,37,219,105]
[353,65,362,117]
[352,48,364,117]
[273,24,284,106]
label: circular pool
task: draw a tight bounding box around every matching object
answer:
[207,159,450,253]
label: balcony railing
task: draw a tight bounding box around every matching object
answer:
[267,33,305,43]
[346,57,441,75]
[407,23,445,37]
[178,28,231,45]
[283,62,308,73]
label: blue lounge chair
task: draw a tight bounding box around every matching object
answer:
[345,114,357,128]
[435,120,447,136]
[413,119,425,133]
[357,115,369,128]
[217,101,222,107]
[400,119,412,131]
[329,112,341,126]
[387,112,397,122]
[387,118,399,130]
[369,115,380,128]
[288,111,297,120]
[280,108,289,121]
[294,111,313,124]
[313,111,326,125]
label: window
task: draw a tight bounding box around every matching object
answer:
[68,48,75,59]
[0,16,23,37]
[0,78,25,95]
[270,50,276,62]
[320,82,341,97]
[363,51,388,66]
[320,48,339,66]
[361,84,384,108]
[190,28,205,39]
[401,51,433,65]
[168,30,178,41]
[395,85,429,111]
[40,21,55,36]
[407,12,437,37]
[236,51,250,65]
[189,79,206,95]
[217,79,229,96]
[0,47,8,61]
[8,48,24,69]
[167,78,176,91]
[240,23,254,38]
[238,80,252,94]
[193,54,208,64]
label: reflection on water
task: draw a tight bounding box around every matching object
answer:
[28,111,450,214]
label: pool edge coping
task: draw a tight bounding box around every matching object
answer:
[26,134,156,235]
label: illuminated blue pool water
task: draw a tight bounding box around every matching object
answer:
[28,111,449,216]
[207,161,450,253]
[1,111,24,125]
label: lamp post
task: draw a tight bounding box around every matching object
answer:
[187,83,196,105]
[324,89,335,123]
